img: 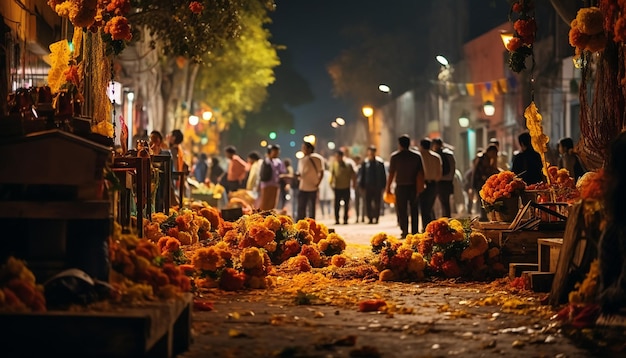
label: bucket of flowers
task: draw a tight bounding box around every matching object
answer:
[479,171,526,222]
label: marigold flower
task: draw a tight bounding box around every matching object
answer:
[264,215,282,232]
[104,16,132,41]
[441,259,462,278]
[189,1,204,14]
[407,252,426,274]
[575,6,604,35]
[506,36,524,52]
[191,247,226,272]
[219,268,245,291]
[248,225,275,247]
[300,244,323,268]
[317,233,346,256]
[287,255,312,272]
[330,254,348,267]
[241,247,264,270]
[106,0,131,16]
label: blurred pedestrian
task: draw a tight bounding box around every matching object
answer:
[224,146,249,193]
[432,138,456,218]
[330,150,355,225]
[259,144,285,210]
[296,141,325,220]
[358,145,387,224]
[557,137,587,181]
[385,134,424,238]
[512,132,545,185]
[417,138,442,230]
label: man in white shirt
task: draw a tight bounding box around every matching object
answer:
[417,138,442,230]
[432,138,456,218]
[296,141,325,221]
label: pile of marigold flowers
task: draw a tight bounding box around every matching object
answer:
[526,166,580,203]
[371,218,505,282]
[480,171,526,205]
[134,204,349,292]
[0,257,46,312]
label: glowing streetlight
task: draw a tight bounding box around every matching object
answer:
[260,140,268,147]
[362,106,373,118]
[500,31,514,50]
[458,111,470,128]
[202,111,213,121]
[378,84,391,93]
[436,55,449,67]
[335,117,345,126]
[188,115,199,126]
[483,101,495,117]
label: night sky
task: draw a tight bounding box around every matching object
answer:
[268,0,511,153]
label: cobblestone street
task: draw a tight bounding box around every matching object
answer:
[180,211,622,358]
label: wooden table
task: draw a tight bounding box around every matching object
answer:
[113,156,151,237]
[0,293,193,357]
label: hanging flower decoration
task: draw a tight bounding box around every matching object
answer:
[569,7,607,57]
[48,0,133,55]
[189,1,204,14]
[506,0,536,73]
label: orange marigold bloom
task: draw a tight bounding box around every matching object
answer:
[219,268,245,291]
[191,247,226,272]
[189,1,204,14]
[569,26,590,49]
[506,36,524,52]
[165,237,181,252]
[330,254,348,267]
[104,16,132,41]
[300,244,323,268]
[106,0,131,16]
[286,255,312,272]
[248,225,275,247]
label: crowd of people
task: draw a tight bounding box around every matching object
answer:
[176,129,587,238]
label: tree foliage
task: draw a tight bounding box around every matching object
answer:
[130,0,276,62]
[194,0,280,128]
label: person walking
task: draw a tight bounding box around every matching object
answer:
[318,164,333,218]
[557,137,587,181]
[245,151,263,204]
[473,144,500,220]
[512,132,545,185]
[385,134,424,238]
[259,144,285,210]
[431,138,456,218]
[224,146,249,193]
[296,141,325,221]
[417,138,442,230]
[330,150,355,225]
[353,155,364,223]
[358,145,387,224]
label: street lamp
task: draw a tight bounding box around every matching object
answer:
[378,84,391,94]
[500,31,514,50]
[483,101,495,117]
[362,106,373,117]
[436,55,449,68]
[331,121,339,128]
[458,111,470,128]
[335,117,345,126]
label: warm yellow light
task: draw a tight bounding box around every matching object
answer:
[260,140,268,147]
[331,121,339,128]
[202,111,213,121]
[295,151,305,159]
[303,134,316,145]
[335,117,345,126]
[378,84,391,93]
[483,101,495,117]
[500,31,514,50]
[188,115,199,126]
[327,141,336,150]
[362,106,373,117]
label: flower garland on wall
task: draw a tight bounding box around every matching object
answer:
[505,0,537,73]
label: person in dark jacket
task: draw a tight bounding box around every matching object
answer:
[358,145,387,224]
[512,132,545,185]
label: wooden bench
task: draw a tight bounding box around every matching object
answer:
[0,293,193,357]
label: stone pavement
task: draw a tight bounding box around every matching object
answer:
[179,208,622,358]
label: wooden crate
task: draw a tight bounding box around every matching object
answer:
[0,293,193,357]
[537,238,563,272]
[498,229,564,266]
